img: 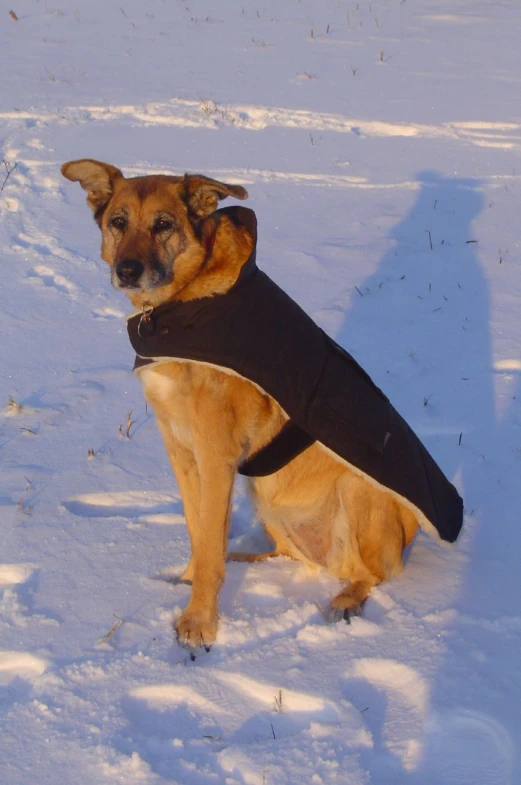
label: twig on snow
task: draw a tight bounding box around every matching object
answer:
[1,160,17,191]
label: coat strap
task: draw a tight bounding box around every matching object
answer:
[238,421,316,477]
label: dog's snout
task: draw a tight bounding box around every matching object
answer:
[116,259,144,286]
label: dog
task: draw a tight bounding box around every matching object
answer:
[61,159,462,650]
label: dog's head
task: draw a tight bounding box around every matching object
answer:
[61,159,248,304]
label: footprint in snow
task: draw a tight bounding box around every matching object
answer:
[118,671,368,783]
[0,564,35,588]
[0,650,49,716]
[0,563,55,624]
[92,306,126,320]
[342,658,516,784]
[28,264,77,296]
[342,658,428,771]
[418,709,516,785]
[0,567,56,703]
[63,490,182,521]
[124,672,346,744]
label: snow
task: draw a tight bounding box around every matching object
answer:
[1,0,521,782]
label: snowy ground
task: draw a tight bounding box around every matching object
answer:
[1,1,521,783]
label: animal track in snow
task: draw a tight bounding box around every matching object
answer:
[121,667,370,785]
[28,264,76,296]
[3,101,521,151]
[138,513,186,525]
[0,651,49,717]
[0,563,56,628]
[92,306,126,320]
[126,670,345,745]
[0,651,48,685]
[2,196,19,212]
[0,564,34,587]
[342,658,428,771]
[417,710,516,785]
[342,658,516,783]
[63,490,181,520]
[0,563,37,621]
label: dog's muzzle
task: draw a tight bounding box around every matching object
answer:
[116,259,144,287]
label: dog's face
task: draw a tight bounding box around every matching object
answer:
[61,159,247,304]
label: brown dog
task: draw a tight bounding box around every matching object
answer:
[61,159,420,650]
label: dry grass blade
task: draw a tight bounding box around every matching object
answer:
[7,395,22,411]
[99,615,124,644]
[126,410,135,438]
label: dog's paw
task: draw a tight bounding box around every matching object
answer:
[329,580,372,624]
[328,604,362,625]
[174,608,217,651]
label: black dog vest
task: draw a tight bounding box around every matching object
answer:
[128,207,463,543]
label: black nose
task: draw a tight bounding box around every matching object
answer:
[116,259,144,286]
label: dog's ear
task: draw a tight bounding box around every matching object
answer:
[61,159,123,218]
[183,174,248,220]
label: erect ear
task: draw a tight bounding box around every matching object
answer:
[61,159,123,218]
[183,174,248,220]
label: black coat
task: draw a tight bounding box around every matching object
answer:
[128,207,463,543]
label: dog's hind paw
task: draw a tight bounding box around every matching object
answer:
[329,579,373,624]
[328,605,362,625]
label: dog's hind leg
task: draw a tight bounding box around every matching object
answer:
[329,475,414,623]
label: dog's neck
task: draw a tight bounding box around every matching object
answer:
[126,210,255,310]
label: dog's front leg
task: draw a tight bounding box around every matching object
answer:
[175,455,235,649]
[163,441,200,584]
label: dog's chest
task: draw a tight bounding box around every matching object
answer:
[138,359,242,451]
[138,362,202,448]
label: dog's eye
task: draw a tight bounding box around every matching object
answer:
[110,216,127,231]
[153,218,175,234]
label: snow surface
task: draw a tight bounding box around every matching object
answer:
[1,1,521,783]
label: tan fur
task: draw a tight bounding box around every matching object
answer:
[62,159,420,648]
